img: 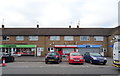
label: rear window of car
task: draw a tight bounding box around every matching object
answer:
[90,53,101,57]
[70,53,81,56]
[47,53,57,56]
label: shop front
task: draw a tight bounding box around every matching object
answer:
[54,45,77,56]
[0,44,37,56]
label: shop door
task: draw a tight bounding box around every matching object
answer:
[78,48,100,55]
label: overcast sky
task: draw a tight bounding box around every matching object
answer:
[0,0,119,28]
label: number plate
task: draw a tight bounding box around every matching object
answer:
[49,59,54,61]
[74,60,79,61]
[99,60,104,62]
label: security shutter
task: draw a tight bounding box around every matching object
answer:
[78,48,100,55]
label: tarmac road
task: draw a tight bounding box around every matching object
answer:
[1,62,120,75]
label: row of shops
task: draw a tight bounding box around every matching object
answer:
[0,44,107,56]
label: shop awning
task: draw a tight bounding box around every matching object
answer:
[78,45,101,48]
[55,45,77,48]
[77,45,86,48]
[0,44,36,48]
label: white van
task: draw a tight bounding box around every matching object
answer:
[112,42,120,68]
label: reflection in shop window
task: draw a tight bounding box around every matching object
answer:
[16,36,24,41]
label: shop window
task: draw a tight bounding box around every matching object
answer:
[16,36,24,41]
[29,36,38,41]
[2,36,10,41]
[94,36,104,41]
[64,36,74,41]
[50,36,60,41]
[80,36,90,41]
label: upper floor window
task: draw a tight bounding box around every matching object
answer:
[2,36,10,41]
[64,36,74,41]
[115,35,120,39]
[94,36,104,41]
[16,36,24,41]
[80,36,90,41]
[29,36,38,41]
[50,36,60,41]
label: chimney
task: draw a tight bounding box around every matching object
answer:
[37,24,39,29]
[69,25,71,28]
[77,25,79,28]
[2,25,4,29]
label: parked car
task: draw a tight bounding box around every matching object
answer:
[84,52,107,65]
[2,53,15,63]
[45,52,62,64]
[68,52,84,64]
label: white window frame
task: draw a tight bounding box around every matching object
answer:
[16,36,24,41]
[50,36,60,41]
[94,36,104,41]
[80,36,90,41]
[29,36,38,41]
[2,36,10,41]
[115,35,120,39]
[64,36,74,41]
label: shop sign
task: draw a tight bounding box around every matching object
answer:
[66,45,77,48]
[16,45,36,48]
[90,45,101,48]
[55,45,65,48]
[55,45,77,48]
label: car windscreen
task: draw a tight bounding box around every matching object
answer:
[47,53,57,56]
[90,53,101,57]
[70,53,81,56]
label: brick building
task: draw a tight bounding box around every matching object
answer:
[0,25,120,57]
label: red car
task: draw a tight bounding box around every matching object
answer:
[68,52,84,64]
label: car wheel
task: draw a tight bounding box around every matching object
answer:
[103,63,106,65]
[60,59,62,62]
[81,63,84,65]
[90,60,93,64]
[12,57,14,62]
[56,60,60,64]
[45,61,48,64]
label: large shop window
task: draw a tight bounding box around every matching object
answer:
[29,36,38,41]
[50,36,60,41]
[2,36,10,41]
[80,36,90,41]
[94,36,104,41]
[64,36,74,41]
[16,36,24,41]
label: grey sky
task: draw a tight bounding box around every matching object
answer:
[0,0,119,28]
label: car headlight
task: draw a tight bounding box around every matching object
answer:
[104,58,107,60]
[92,57,97,60]
[70,58,74,59]
[80,58,83,59]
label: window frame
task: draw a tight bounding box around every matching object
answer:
[64,36,74,41]
[80,36,90,41]
[50,36,60,41]
[29,36,39,41]
[2,36,10,41]
[94,36,104,41]
[16,36,24,41]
